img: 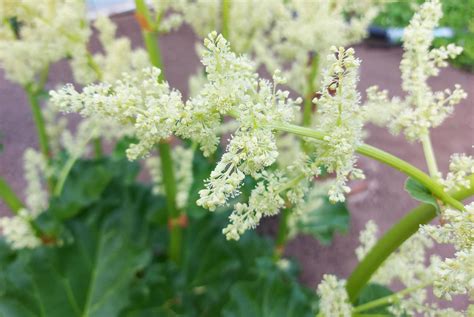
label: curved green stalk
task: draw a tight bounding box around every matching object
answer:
[353,281,431,313]
[272,123,464,210]
[135,0,181,264]
[346,174,474,302]
[0,177,24,214]
[25,86,50,161]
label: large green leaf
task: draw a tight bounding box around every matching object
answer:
[294,196,350,244]
[222,259,317,317]
[0,159,164,317]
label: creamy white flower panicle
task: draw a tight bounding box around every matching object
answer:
[71,15,150,85]
[0,210,41,250]
[439,153,474,192]
[316,274,352,317]
[355,220,378,260]
[146,146,194,209]
[23,148,49,215]
[365,0,467,141]
[50,67,184,160]
[254,0,383,95]
[311,47,365,203]
[421,203,474,300]
[0,0,90,85]
[0,148,50,250]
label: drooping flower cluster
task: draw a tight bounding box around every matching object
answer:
[0,149,49,249]
[365,0,467,141]
[0,0,90,85]
[146,145,194,209]
[316,274,352,317]
[310,47,365,202]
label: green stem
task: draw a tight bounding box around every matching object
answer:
[25,86,50,161]
[420,133,439,177]
[346,174,474,302]
[272,123,464,210]
[135,0,181,264]
[93,138,103,158]
[54,129,97,197]
[274,207,290,259]
[221,0,231,39]
[0,177,24,214]
[302,54,319,127]
[353,281,431,313]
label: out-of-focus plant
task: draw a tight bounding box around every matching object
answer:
[0,0,472,316]
[373,0,474,71]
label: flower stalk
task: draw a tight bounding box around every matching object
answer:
[272,123,464,211]
[0,177,24,214]
[135,0,182,264]
[420,133,439,177]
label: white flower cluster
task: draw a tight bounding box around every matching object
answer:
[421,203,474,300]
[50,67,184,160]
[311,47,365,202]
[316,274,352,317]
[0,0,89,85]
[439,153,474,192]
[357,215,474,315]
[0,149,49,249]
[146,145,194,209]
[365,0,467,141]
[253,0,383,95]
[71,15,150,85]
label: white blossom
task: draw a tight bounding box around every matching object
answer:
[316,274,352,317]
[365,0,467,141]
[0,0,90,85]
[439,153,474,192]
[0,210,41,250]
[311,47,365,202]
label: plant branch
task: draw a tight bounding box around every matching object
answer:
[0,177,24,214]
[346,173,474,302]
[221,0,231,40]
[135,0,181,264]
[353,281,431,313]
[272,123,464,210]
[420,133,439,177]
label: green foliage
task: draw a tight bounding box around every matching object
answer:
[404,177,440,213]
[0,155,317,316]
[374,0,474,71]
[222,259,317,317]
[355,283,396,315]
[293,197,350,244]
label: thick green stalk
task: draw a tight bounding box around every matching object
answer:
[274,207,290,259]
[221,0,231,39]
[302,54,319,127]
[353,281,431,313]
[346,174,474,302]
[273,123,464,210]
[135,0,181,264]
[25,87,50,161]
[0,177,24,214]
